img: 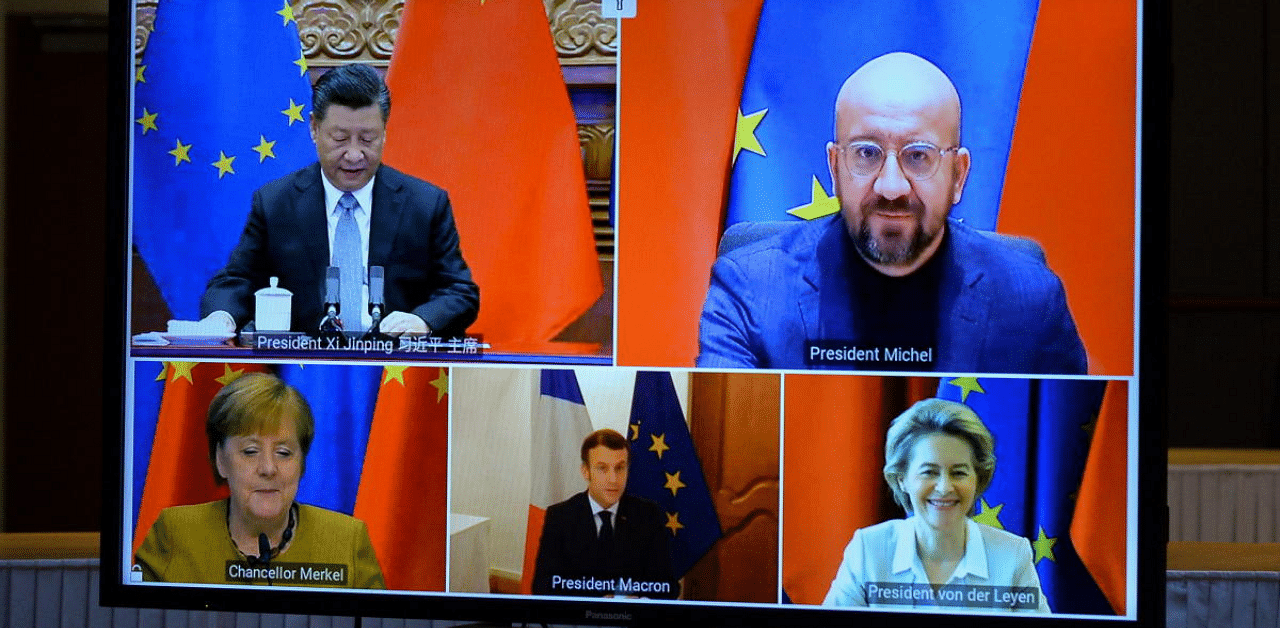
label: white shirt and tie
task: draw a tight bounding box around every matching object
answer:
[320,173,375,331]
[204,173,378,333]
[587,493,619,547]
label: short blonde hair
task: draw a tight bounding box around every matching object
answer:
[205,373,314,484]
[882,398,995,513]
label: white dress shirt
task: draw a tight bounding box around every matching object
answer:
[823,518,1050,613]
[320,172,375,329]
[586,493,620,537]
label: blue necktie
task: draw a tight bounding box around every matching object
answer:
[334,193,364,332]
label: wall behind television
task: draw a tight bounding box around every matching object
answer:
[1,0,1277,532]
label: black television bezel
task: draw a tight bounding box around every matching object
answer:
[101,1,1169,625]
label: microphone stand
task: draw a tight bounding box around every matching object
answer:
[361,266,390,342]
[318,304,342,333]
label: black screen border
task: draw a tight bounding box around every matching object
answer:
[101,0,1170,625]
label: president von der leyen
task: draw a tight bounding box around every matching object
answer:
[697,52,1086,374]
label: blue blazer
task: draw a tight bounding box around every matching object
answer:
[696,216,1087,374]
[201,163,479,336]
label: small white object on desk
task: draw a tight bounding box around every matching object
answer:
[158,318,237,346]
[254,276,293,331]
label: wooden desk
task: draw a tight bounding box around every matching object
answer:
[0,532,99,560]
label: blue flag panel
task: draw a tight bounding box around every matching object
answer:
[541,369,587,405]
[936,377,1115,614]
[276,364,381,515]
[133,0,314,320]
[728,0,1039,230]
[626,372,723,578]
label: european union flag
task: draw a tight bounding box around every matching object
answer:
[276,364,382,514]
[727,0,1038,230]
[627,372,722,578]
[937,376,1116,614]
[133,0,315,320]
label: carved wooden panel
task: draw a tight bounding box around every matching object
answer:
[294,0,402,64]
[547,0,617,65]
[133,0,156,60]
[134,1,617,68]
[581,122,616,258]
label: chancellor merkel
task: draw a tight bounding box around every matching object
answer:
[135,372,384,588]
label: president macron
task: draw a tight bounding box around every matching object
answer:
[532,429,677,598]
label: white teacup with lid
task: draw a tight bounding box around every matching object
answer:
[254,277,293,331]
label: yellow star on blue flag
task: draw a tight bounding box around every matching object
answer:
[935,376,1115,613]
[276,1,295,25]
[947,377,985,403]
[972,498,1005,529]
[251,135,277,162]
[1033,527,1058,564]
[733,108,767,164]
[785,176,840,220]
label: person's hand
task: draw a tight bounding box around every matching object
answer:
[379,311,429,336]
[199,310,236,334]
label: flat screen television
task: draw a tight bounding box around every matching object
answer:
[103,0,1168,626]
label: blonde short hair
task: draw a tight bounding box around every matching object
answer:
[205,373,314,484]
[882,398,995,513]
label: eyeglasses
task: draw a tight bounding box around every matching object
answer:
[837,141,960,180]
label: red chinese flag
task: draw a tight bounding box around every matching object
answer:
[1071,380,1129,614]
[782,375,934,604]
[382,2,601,351]
[782,374,888,604]
[353,366,449,591]
[132,362,268,555]
[615,1,763,367]
[998,0,1136,375]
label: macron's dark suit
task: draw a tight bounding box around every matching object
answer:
[696,215,1087,374]
[532,491,677,598]
[201,163,479,336]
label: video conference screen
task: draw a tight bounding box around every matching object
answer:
[105,0,1162,625]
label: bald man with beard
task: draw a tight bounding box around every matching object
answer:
[697,52,1086,374]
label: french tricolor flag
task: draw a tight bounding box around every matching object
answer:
[520,370,595,593]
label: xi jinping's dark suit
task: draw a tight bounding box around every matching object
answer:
[201,163,479,336]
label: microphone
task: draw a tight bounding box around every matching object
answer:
[319,266,341,332]
[368,265,385,334]
[258,532,273,585]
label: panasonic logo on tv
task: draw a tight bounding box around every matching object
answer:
[584,610,632,621]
